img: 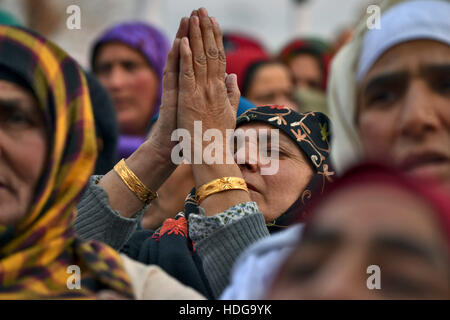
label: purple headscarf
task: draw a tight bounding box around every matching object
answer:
[91,21,170,119]
[91,22,170,158]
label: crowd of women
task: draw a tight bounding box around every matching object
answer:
[0,0,449,299]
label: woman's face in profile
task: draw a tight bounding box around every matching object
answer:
[0,80,47,225]
[267,183,450,300]
[234,122,313,222]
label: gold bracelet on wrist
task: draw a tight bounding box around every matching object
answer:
[195,177,248,204]
[113,159,158,205]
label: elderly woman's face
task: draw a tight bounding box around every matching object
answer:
[267,183,450,300]
[357,40,450,189]
[235,122,313,222]
[95,42,159,136]
[0,81,47,225]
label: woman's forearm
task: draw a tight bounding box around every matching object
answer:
[98,140,176,218]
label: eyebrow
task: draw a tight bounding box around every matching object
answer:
[301,226,341,246]
[362,71,408,96]
[0,98,25,110]
[420,64,450,77]
[371,233,440,267]
[362,63,450,94]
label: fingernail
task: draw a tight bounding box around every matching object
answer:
[210,17,218,26]
[182,37,189,45]
[199,7,208,17]
[192,15,199,26]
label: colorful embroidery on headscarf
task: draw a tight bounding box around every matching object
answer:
[237,105,335,230]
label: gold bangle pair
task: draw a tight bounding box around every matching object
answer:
[113,159,158,205]
[195,177,249,204]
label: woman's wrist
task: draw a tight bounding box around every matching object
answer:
[126,139,176,192]
[98,139,176,218]
[192,157,251,216]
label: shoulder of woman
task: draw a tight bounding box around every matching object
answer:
[119,254,206,300]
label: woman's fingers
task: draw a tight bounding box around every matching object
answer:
[179,37,196,93]
[189,15,207,85]
[198,8,220,81]
[225,73,240,112]
[210,17,227,79]
[161,38,181,108]
[176,17,189,39]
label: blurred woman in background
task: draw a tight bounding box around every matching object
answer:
[279,38,331,116]
[91,22,170,159]
[226,47,298,110]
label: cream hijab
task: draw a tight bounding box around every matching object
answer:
[328,0,450,174]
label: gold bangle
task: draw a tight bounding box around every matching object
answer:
[113,159,158,204]
[195,177,248,204]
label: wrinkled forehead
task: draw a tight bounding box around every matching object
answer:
[357,39,450,94]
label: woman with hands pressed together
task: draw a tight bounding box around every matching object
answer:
[176,9,251,214]
[74,9,250,297]
[121,9,333,298]
[74,18,190,249]
[121,9,256,298]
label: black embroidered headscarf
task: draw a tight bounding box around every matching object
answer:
[236,105,335,232]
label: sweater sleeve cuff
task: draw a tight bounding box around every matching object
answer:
[74,175,146,250]
[195,212,269,298]
[188,201,260,242]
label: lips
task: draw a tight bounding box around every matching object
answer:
[399,151,450,174]
[112,97,132,110]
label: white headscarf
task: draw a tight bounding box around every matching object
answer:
[328,0,450,174]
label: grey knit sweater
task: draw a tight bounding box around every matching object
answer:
[74,176,270,297]
[74,176,147,251]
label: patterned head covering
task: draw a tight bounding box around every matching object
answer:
[90,22,170,119]
[236,105,335,231]
[279,38,331,91]
[0,26,133,299]
[236,105,334,231]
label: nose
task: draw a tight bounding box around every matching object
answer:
[398,79,441,140]
[103,65,128,93]
[307,252,369,300]
[235,142,260,173]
